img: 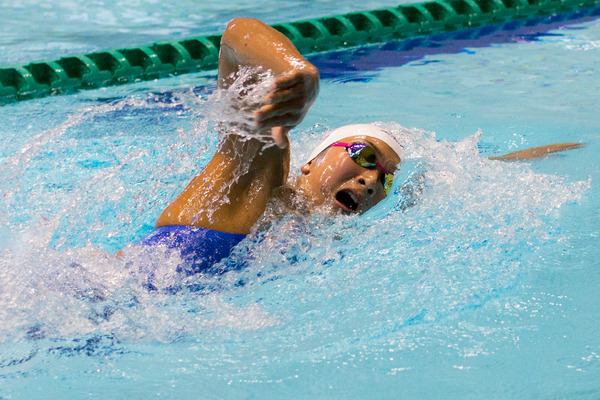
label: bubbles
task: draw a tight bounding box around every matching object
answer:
[213,122,589,359]
[0,76,291,354]
[0,93,204,345]
[0,82,590,387]
[208,66,276,142]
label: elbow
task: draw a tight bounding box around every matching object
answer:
[226,17,259,29]
[223,18,263,42]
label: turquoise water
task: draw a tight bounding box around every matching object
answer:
[1,2,600,399]
[1,0,407,65]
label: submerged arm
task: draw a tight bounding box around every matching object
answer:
[489,142,584,161]
[155,18,319,235]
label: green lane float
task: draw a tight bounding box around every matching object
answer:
[1,0,599,104]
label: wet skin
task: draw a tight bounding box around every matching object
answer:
[296,135,401,214]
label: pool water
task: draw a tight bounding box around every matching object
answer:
[1,3,600,399]
[0,0,408,65]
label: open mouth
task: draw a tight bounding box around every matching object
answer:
[334,189,360,212]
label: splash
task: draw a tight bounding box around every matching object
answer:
[0,76,287,355]
[164,67,280,224]
[220,122,589,356]
[0,88,589,376]
[208,66,276,142]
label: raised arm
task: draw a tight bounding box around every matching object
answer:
[155,18,319,234]
[219,18,318,127]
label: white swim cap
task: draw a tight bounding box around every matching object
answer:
[306,124,404,164]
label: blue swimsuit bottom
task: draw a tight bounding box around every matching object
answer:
[140,225,246,275]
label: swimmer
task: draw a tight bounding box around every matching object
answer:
[128,18,583,272]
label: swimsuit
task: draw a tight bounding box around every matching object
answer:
[140,225,246,276]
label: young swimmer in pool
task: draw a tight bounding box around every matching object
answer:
[133,18,582,272]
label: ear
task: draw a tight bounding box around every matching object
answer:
[300,161,311,175]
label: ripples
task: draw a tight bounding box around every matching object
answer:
[0,32,597,395]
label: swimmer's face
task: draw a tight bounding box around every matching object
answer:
[297,135,401,214]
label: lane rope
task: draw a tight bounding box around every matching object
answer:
[1,0,599,103]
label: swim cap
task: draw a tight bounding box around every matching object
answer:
[306,124,404,164]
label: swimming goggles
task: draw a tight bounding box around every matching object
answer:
[330,142,394,195]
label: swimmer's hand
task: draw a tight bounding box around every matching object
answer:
[217,18,320,149]
[490,142,585,161]
[256,67,320,133]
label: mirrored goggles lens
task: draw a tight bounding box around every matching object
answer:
[332,142,394,195]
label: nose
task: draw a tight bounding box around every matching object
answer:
[357,169,380,196]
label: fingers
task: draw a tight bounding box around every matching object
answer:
[275,64,319,88]
[259,113,302,129]
[548,142,586,151]
[265,87,297,105]
[268,69,319,103]
[256,99,301,119]
[273,71,305,90]
[256,81,316,128]
[245,67,319,132]
[265,78,313,105]
[255,100,306,129]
